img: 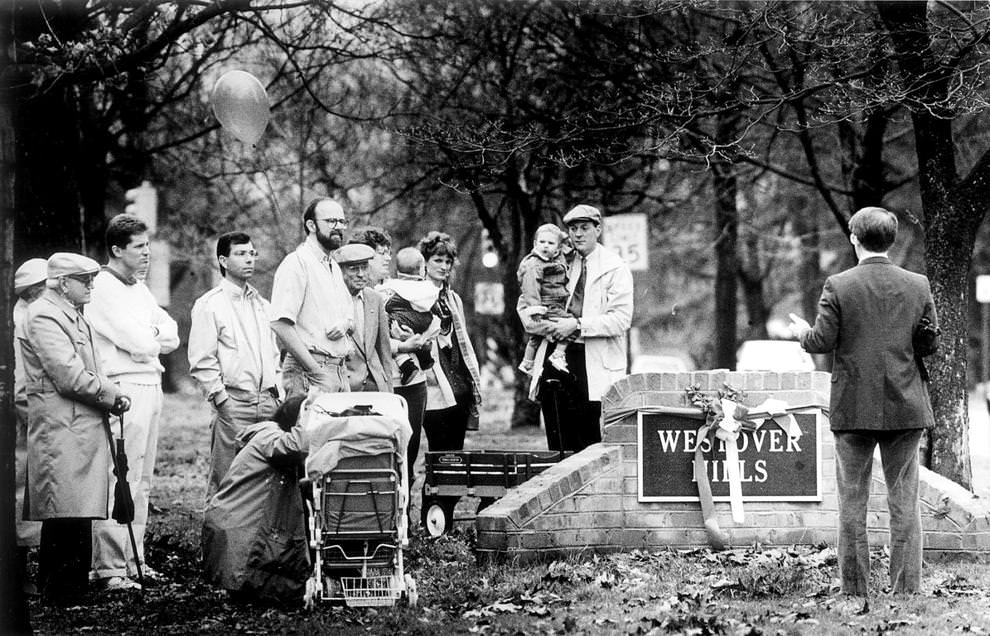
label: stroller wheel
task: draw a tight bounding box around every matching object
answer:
[423,500,453,537]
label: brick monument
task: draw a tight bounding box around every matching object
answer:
[476,371,990,562]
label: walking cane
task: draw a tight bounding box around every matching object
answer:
[102,412,145,589]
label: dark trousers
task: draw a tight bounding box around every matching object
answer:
[421,400,471,521]
[39,518,92,605]
[834,428,924,596]
[395,382,427,492]
[539,343,602,452]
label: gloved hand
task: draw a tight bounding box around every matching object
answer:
[110,395,131,416]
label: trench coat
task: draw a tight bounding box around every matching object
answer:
[19,289,122,520]
[202,422,310,603]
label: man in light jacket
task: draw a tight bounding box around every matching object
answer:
[20,253,130,606]
[521,204,633,451]
[189,231,281,500]
[87,214,180,591]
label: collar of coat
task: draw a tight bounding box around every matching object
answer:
[858,255,892,266]
[574,243,627,281]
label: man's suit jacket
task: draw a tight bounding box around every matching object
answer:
[350,287,393,392]
[800,256,937,432]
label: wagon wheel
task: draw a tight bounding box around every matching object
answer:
[422,497,455,537]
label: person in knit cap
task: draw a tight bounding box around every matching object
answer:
[12,257,47,594]
[19,252,130,606]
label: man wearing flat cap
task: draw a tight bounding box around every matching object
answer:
[19,253,131,606]
[335,243,393,393]
[12,258,47,593]
[518,204,633,452]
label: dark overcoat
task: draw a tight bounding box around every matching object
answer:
[800,256,937,431]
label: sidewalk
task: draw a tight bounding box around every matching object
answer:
[970,390,990,501]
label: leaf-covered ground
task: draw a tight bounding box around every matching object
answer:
[27,392,990,635]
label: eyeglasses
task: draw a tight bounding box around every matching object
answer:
[66,273,96,286]
[229,249,258,257]
[318,217,347,227]
[375,247,391,257]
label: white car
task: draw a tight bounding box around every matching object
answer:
[630,354,692,374]
[736,340,815,372]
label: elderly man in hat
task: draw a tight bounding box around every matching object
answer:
[519,204,633,452]
[12,258,47,593]
[336,243,393,393]
[270,197,354,398]
[19,253,130,606]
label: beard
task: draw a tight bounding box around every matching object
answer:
[316,228,343,252]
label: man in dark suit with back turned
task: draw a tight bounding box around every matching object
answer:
[789,206,937,598]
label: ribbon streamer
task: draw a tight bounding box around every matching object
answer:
[692,397,819,548]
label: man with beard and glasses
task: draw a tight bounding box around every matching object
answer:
[271,197,354,397]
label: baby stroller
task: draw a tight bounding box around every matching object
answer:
[301,391,417,608]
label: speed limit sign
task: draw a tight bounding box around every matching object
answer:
[603,213,649,271]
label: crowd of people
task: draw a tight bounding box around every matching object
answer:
[11,197,634,606]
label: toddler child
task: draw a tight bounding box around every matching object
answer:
[516,223,572,374]
[377,247,440,384]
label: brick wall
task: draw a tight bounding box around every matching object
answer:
[476,371,990,562]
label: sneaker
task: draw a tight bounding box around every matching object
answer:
[548,352,569,373]
[97,576,141,592]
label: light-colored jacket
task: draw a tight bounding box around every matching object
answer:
[19,290,123,519]
[188,280,281,401]
[567,244,634,400]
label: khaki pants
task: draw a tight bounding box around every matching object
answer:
[91,382,163,580]
[207,388,279,500]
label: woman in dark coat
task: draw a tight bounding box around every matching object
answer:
[202,396,310,604]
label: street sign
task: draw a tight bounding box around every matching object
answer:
[474,281,504,315]
[977,275,990,303]
[603,213,649,271]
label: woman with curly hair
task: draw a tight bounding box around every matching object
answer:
[416,232,482,532]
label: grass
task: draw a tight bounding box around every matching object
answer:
[28,390,990,635]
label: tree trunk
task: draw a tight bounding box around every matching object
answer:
[711,161,739,369]
[879,1,979,487]
[0,34,33,634]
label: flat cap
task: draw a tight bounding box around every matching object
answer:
[562,204,602,226]
[334,243,375,266]
[47,252,101,280]
[14,258,48,295]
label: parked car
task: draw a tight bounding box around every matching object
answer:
[736,339,815,372]
[630,354,692,374]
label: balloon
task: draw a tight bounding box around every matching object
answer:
[210,70,270,146]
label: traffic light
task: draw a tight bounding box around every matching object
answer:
[124,180,158,233]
